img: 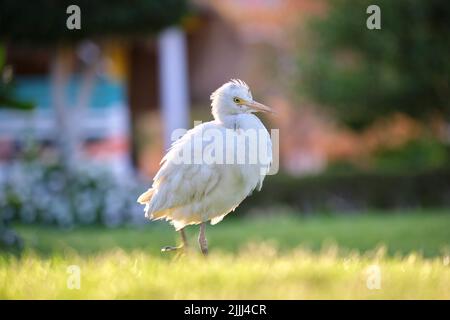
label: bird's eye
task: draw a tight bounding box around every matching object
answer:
[233,97,241,104]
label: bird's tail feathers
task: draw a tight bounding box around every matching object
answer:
[137,188,154,204]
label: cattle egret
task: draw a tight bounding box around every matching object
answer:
[137,79,273,255]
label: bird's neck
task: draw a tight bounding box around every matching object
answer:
[215,114,239,129]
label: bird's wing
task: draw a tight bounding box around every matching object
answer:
[144,122,221,215]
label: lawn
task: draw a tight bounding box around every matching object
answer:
[1,209,449,299]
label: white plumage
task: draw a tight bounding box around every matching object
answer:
[137,79,273,254]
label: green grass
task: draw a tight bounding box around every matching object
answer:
[1,209,450,299]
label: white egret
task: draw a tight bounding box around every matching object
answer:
[137,79,273,255]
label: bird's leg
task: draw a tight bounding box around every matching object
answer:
[161,228,188,253]
[198,222,208,256]
[180,228,188,249]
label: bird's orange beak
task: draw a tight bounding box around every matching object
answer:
[246,100,275,114]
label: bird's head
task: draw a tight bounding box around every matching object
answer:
[210,79,273,121]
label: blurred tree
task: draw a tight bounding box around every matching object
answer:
[298,0,450,129]
[0,0,189,44]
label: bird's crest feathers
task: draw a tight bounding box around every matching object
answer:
[229,79,250,91]
[210,79,251,101]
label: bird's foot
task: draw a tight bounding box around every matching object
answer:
[161,244,187,253]
[161,245,181,252]
[161,245,188,260]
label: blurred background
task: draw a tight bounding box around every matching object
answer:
[0,0,449,253]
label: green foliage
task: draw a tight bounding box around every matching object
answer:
[372,138,450,171]
[239,168,450,213]
[298,0,450,129]
[0,87,34,110]
[326,138,450,174]
[0,44,34,110]
[0,0,190,44]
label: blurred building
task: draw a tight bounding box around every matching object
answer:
[0,43,132,179]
